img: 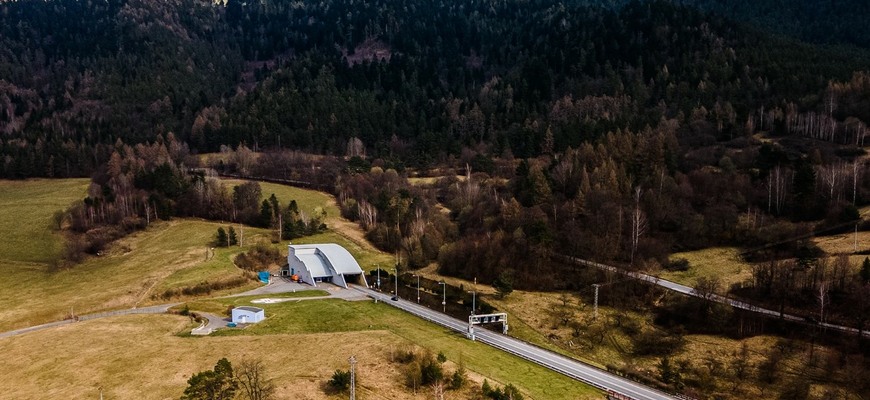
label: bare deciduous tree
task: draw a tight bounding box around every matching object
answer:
[236,359,276,400]
[630,186,647,266]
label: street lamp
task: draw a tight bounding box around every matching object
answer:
[438,281,446,313]
[471,290,476,315]
[412,273,420,303]
[376,263,381,290]
[393,268,399,300]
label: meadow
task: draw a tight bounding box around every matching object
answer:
[0,178,90,264]
[659,247,754,289]
[0,179,343,331]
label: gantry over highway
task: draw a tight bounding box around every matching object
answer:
[351,285,676,400]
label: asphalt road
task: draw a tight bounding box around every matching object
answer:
[0,303,179,339]
[566,256,870,338]
[351,285,676,400]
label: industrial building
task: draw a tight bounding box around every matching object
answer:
[286,243,368,288]
[231,306,265,324]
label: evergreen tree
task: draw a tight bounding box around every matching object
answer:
[228,226,238,246]
[861,257,870,284]
[216,227,228,247]
[493,271,514,298]
[181,358,238,400]
[259,200,274,228]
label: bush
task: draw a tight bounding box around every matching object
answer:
[482,380,524,400]
[419,354,443,385]
[394,347,417,364]
[632,329,686,356]
[449,368,466,390]
[665,258,690,272]
[327,369,351,393]
[157,274,254,300]
[235,243,283,271]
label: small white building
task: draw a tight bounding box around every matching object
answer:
[287,243,368,288]
[231,306,265,324]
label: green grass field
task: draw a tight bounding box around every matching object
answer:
[0,178,90,264]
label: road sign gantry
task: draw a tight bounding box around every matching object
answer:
[467,312,508,341]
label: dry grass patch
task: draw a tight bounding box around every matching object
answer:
[813,230,870,254]
[659,247,753,289]
[0,315,426,399]
[0,303,600,400]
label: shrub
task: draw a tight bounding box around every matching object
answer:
[235,243,283,271]
[482,380,524,400]
[327,369,351,393]
[665,258,690,271]
[449,368,466,390]
[394,348,417,364]
[632,329,686,356]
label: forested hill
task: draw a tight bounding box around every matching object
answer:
[1,0,870,176]
[682,0,870,48]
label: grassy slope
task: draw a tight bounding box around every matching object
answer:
[659,247,754,289]
[185,296,600,399]
[0,178,602,398]
[220,177,394,269]
[0,178,90,264]
[0,219,267,331]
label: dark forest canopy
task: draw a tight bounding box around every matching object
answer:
[2,0,870,177]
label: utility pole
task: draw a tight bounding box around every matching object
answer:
[376,264,381,290]
[439,281,446,313]
[473,277,477,315]
[349,355,357,400]
[592,284,600,319]
[413,274,420,303]
[394,268,399,299]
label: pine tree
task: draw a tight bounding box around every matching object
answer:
[228,226,238,246]
[216,227,228,247]
[259,200,273,228]
[861,257,870,284]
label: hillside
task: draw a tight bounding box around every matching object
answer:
[2,0,870,174]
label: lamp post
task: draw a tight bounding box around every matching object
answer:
[394,268,399,299]
[412,274,420,303]
[376,264,381,290]
[472,290,476,315]
[438,281,446,313]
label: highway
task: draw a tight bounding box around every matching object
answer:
[565,256,870,338]
[351,285,676,400]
